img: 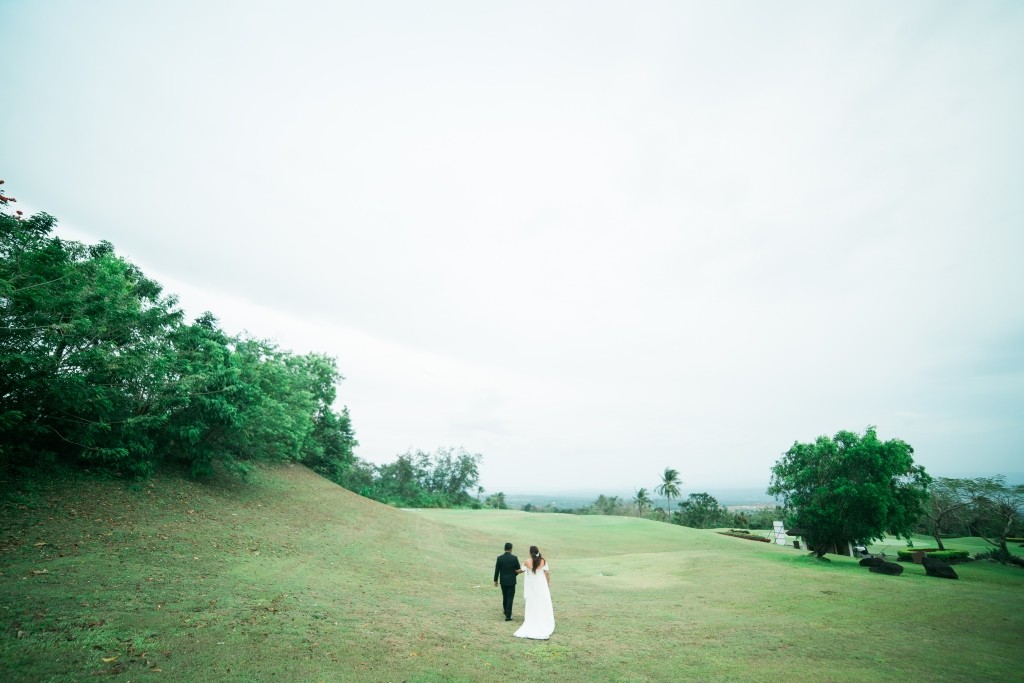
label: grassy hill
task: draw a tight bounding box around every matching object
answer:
[2,464,1022,682]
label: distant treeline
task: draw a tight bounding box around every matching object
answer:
[512,467,785,529]
[523,492,785,530]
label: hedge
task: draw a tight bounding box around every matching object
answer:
[896,549,970,563]
[718,531,771,543]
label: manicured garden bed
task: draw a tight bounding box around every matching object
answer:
[896,548,970,563]
[718,529,771,543]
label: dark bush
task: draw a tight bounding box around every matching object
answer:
[975,548,1024,566]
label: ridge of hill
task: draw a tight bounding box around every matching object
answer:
[2,464,1023,682]
[1,464,485,681]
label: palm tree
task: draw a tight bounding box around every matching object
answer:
[633,488,652,517]
[655,467,682,519]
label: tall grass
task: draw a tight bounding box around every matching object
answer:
[2,465,1021,682]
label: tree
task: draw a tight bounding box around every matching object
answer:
[655,467,682,517]
[425,447,482,506]
[964,476,1024,562]
[485,491,507,509]
[301,405,359,484]
[370,447,482,508]
[678,492,728,529]
[767,427,931,558]
[589,494,627,516]
[1,200,182,474]
[155,321,349,477]
[1,182,360,480]
[633,488,652,517]
[373,451,429,504]
[921,478,974,550]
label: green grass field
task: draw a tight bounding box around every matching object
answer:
[2,464,1022,682]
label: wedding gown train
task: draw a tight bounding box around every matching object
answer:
[514,562,554,640]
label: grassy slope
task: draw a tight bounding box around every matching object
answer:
[0,465,1020,683]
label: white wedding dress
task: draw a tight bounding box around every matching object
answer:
[514,561,554,640]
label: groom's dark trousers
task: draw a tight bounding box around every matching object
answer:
[494,551,521,619]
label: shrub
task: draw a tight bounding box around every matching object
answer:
[975,548,1024,566]
[897,549,969,563]
[925,550,970,563]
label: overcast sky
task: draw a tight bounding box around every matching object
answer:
[3,1,1022,494]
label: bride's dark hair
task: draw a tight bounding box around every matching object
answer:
[529,545,544,573]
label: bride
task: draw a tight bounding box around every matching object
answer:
[514,545,555,640]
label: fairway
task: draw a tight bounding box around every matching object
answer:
[2,465,1022,682]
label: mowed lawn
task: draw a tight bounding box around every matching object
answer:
[1,465,1021,682]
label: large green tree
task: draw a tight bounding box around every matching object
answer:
[1,199,182,473]
[371,447,482,508]
[425,446,483,506]
[156,327,358,478]
[678,492,728,529]
[1,182,359,480]
[767,427,931,557]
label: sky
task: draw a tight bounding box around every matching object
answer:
[2,1,1022,494]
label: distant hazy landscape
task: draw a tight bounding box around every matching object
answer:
[505,488,777,511]
[505,474,1024,512]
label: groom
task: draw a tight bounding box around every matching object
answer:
[493,542,523,621]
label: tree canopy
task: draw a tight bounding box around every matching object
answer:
[0,181,357,480]
[366,447,482,508]
[677,492,729,529]
[767,426,931,557]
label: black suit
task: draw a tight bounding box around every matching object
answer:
[494,551,521,619]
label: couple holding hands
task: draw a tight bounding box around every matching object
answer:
[493,542,555,640]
